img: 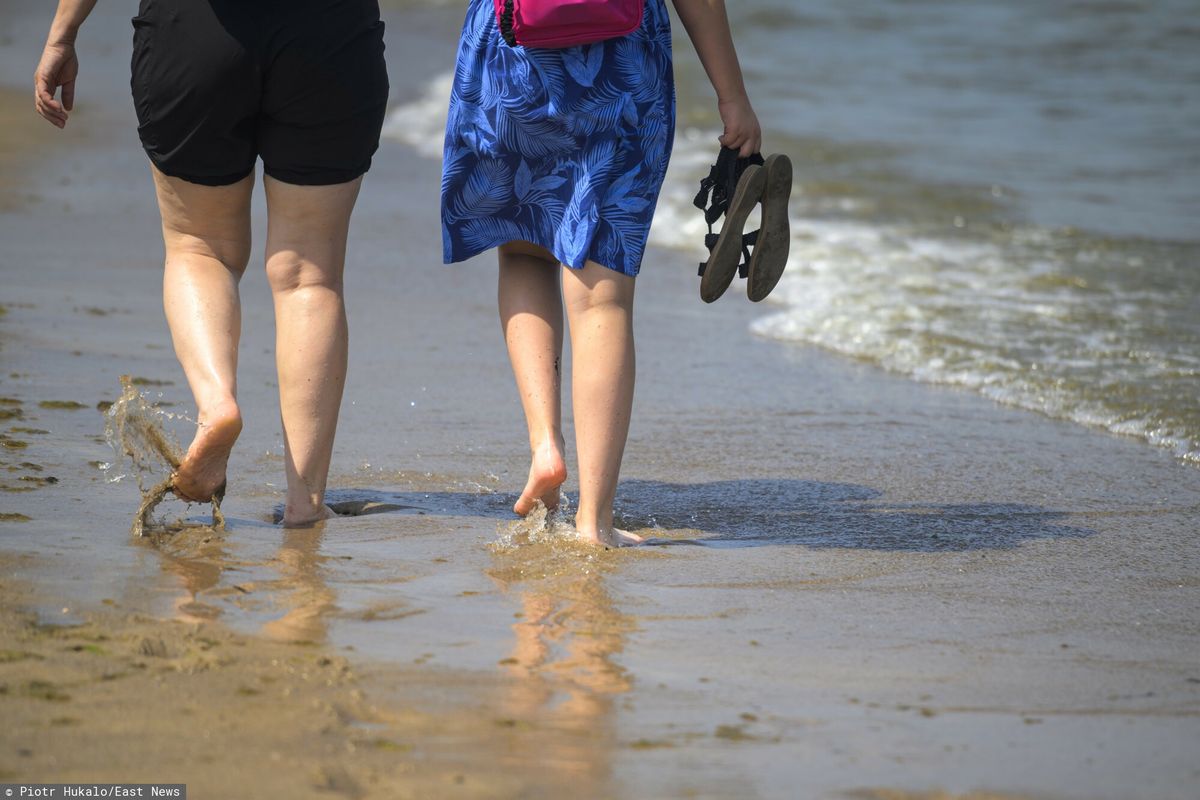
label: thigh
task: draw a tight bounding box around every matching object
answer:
[151,166,254,270]
[500,240,559,265]
[131,0,260,186]
[258,0,389,187]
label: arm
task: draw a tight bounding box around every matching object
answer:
[34,0,99,128]
[669,0,761,156]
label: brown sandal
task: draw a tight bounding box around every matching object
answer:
[694,147,768,303]
[746,153,793,302]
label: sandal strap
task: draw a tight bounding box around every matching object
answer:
[722,148,764,196]
[693,147,767,287]
[737,229,759,279]
[693,174,717,212]
[693,149,766,226]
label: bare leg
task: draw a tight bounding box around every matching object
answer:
[152,167,253,502]
[263,175,362,526]
[499,241,568,516]
[562,261,643,547]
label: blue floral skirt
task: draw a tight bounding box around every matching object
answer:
[440,0,675,277]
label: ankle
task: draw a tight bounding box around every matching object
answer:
[529,429,564,453]
[284,487,325,518]
[530,441,567,483]
[573,505,613,538]
[197,397,242,428]
[283,504,326,527]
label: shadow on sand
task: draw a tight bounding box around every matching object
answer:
[297,478,1095,553]
[613,478,1095,551]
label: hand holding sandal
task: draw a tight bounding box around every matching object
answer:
[694,146,793,303]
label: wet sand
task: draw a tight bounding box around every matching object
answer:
[2,1,1199,798]
[0,551,648,799]
[0,85,57,213]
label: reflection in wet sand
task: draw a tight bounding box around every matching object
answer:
[259,526,337,644]
[488,512,639,795]
[143,520,336,645]
[131,488,648,797]
[143,526,231,624]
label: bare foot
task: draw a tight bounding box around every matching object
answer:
[514,437,567,516]
[172,400,242,503]
[577,526,644,548]
[281,504,336,528]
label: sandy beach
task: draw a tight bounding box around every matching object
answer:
[3,1,1199,798]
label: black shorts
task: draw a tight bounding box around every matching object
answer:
[130,0,389,186]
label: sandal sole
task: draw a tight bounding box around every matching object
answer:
[746,154,793,302]
[700,164,767,304]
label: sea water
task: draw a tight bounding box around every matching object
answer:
[391,0,1200,463]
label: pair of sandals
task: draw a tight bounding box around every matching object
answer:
[694,147,793,303]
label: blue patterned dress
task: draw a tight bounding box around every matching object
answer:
[441,0,675,277]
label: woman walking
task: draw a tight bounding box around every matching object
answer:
[34,0,389,526]
[441,0,761,546]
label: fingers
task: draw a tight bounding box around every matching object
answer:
[32,44,77,128]
[35,89,67,128]
[33,74,68,128]
[36,95,67,127]
[718,130,745,152]
[719,135,751,157]
[718,129,763,158]
[738,124,762,157]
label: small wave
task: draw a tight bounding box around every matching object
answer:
[385,71,1200,465]
[382,73,453,160]
[742,214,1200,463]
[641,120,1200,464]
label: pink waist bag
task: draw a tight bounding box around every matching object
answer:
[494,0,645,49]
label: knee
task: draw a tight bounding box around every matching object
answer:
[265,253,344,295]
[217,240,252,275]
[565,270,634,317]
[566,292,634,328]
[163,231,252,276]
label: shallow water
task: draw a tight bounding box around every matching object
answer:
[392,0,1200,465]
[683,0,1200,464]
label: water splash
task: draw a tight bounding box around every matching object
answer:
[491,495,584,552]
[104,375,182,486]
[103,375,225,537]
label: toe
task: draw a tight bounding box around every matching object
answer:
[514,494,535,516]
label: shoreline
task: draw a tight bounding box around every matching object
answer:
[2,1,1199,798]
